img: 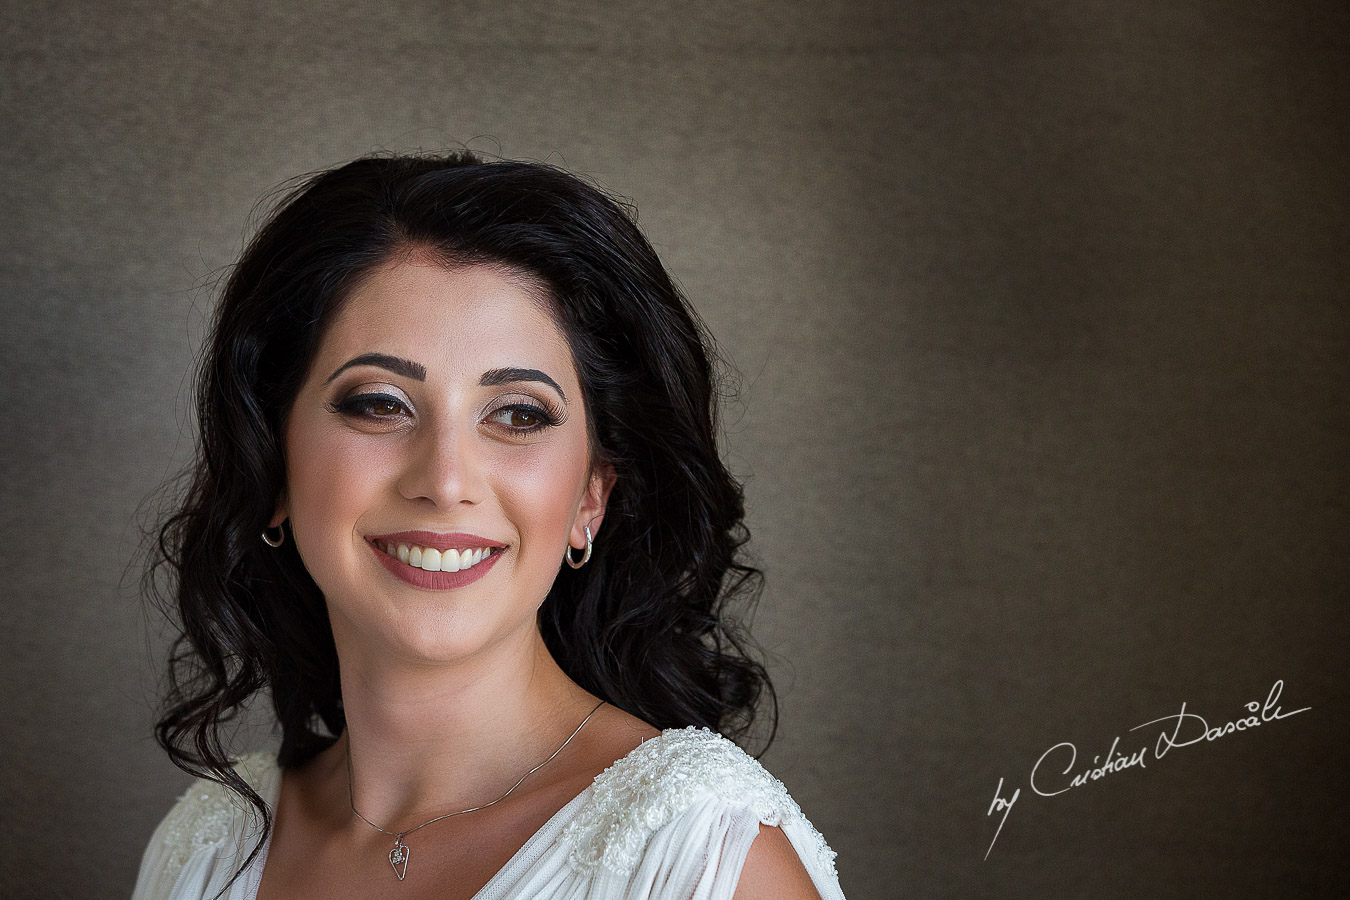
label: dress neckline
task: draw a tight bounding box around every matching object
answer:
[242,729,675,900]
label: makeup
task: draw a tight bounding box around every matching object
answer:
[367,531,507,590]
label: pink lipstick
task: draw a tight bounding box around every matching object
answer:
[367,531,507,591]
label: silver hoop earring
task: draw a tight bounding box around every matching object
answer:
[261,524,286,548]
[564,525,592,569]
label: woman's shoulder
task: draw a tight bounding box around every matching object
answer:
[583,726,806,826]
[133,753,279,898]
[155,754,278,843]
[560,726,840,890]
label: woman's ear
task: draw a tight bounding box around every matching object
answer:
[571,463,617,547]
[268,493,289,528]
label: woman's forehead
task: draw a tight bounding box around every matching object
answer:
[316,259,578,385]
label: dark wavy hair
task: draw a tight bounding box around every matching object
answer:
[146,151,775,867]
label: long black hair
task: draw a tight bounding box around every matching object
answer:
[146,151,774,866]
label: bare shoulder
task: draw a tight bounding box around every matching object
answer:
[733,824,823,900]
[578,701,661,761]
[543,700,660,795]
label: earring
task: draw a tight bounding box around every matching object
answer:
[564,524,593,569]
[261,523,286,548]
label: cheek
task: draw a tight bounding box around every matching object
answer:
[489,444,590,549]
[284,419,387,547]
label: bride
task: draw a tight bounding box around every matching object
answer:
[133,152,845,900]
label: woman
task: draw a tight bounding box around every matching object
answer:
[134,152,845,900]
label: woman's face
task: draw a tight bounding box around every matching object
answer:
[276,257,612,668]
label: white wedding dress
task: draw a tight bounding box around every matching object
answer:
[132,727,846,899]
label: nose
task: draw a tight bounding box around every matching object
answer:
[395,419,485,508]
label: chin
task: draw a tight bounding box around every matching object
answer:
[321,567,546,668]
[376,609,532,668]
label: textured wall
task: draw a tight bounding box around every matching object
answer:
[1,2,1347,898]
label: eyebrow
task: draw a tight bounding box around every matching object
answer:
[324,355,566,401]
[480,367,567,401]
[325,353,427,384]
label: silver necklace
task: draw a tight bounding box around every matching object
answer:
[346,700,605,881]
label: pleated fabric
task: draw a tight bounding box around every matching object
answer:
[132,728,846,900]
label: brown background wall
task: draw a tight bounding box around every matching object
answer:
[1,2,1347,897]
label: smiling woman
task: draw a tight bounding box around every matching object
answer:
[134,153,845,900]
[278,261,604,671]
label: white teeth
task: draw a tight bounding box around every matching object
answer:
[383,541,496,572]
[421,548,442,571]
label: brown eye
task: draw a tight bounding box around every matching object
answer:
[487,403,557,434]
[330,392,411,420]
[508,408,539,428]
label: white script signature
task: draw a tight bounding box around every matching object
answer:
[984,679,1310,859]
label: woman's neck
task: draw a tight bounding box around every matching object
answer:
[329,624,598,829]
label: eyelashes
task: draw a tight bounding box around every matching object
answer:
[327,391,565,436]
[328,392,409,420]
[486,401,565,433]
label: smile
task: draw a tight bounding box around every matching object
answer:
[379,541,495,572]
[367,531,507,590]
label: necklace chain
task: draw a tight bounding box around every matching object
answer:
[346,700,605,880]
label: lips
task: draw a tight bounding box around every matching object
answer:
[367,531,507,590]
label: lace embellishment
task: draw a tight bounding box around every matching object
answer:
[156,753,274,872]
[561,727,839,879]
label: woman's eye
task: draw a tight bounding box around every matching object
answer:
[330,393,410,420]
[487,404,557,434]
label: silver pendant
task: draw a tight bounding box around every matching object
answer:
[389,835,410,880]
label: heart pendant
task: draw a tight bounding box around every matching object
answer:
[389,837,410,880]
